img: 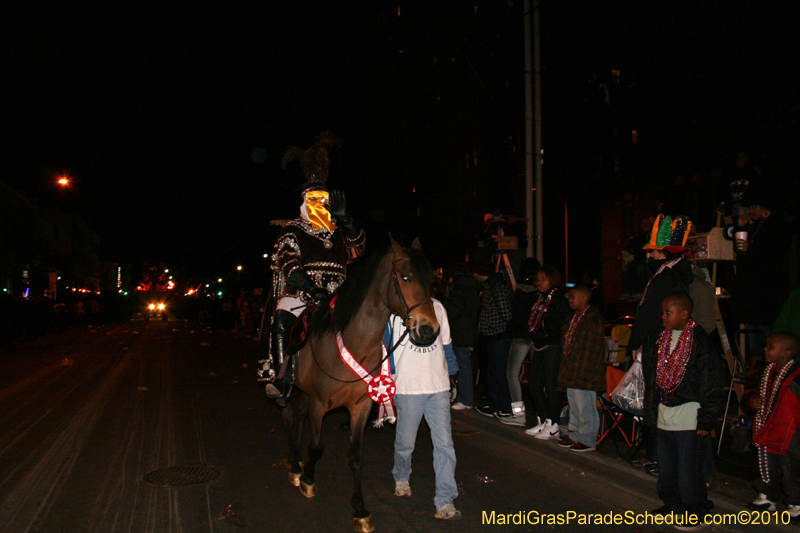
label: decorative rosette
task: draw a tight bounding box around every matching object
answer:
[367,375,396,404]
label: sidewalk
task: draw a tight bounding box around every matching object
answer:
[451,408,795,532]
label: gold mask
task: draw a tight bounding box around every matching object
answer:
[305,190,336,232]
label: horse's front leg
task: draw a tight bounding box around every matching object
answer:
[348,400,374,532]
[299,399,325,498]
[282,395,307,487]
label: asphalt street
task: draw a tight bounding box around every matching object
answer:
[0,320,790,532]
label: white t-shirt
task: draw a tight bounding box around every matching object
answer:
[390,299,452,395]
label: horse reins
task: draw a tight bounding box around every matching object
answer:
[308,327,409,384]
[307,256,431,384]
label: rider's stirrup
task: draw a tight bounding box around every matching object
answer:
[265,378,292,400]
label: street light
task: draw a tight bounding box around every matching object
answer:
[57,176,69,186]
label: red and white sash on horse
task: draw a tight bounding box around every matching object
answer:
[335,330,396,427]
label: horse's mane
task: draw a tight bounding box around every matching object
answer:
[310,241,433,335]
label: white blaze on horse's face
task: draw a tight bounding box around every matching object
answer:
[390,241,440,347]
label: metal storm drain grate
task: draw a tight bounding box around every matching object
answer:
[143,465,222,487]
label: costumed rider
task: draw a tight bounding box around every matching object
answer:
[258,132,366,403]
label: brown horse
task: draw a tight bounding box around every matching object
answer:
[280,238,439,532]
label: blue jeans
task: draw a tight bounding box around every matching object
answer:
[507,338,535,404]
[567,388,599,448]
[393,392,458,509]
[453,346,474,407]
[656,428,713,517]
[529,345,561,422]
[486,337,512,412]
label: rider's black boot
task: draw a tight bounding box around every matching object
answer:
[264,309,296,405]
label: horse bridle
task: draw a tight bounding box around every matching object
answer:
[307,255,433,384]
[388,256,432,330]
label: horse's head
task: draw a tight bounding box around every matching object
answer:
[388,238,440,346]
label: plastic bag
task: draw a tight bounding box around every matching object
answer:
[609,359,645,416]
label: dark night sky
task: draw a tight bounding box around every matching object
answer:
[3,1,373,278]
[3,1,799,284]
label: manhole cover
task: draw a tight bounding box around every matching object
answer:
[143,465,222,487]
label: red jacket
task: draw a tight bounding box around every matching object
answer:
[753,366,800,456]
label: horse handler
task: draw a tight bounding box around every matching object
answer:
[258,132,365,404]
[385,298,461,520]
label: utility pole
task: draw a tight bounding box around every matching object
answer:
[523,0,534,259]
[524,0,544,262]
[534,0,543,262]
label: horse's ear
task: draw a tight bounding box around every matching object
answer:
[389,235,404,257]
[411,238,421,250]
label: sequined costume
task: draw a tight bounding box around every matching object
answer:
[257,214,365,382]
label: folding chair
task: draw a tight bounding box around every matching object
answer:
[608,318,634,366]
[597,366,642,458]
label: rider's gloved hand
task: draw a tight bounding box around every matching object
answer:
[325,190,362,238]
[309,287,329,303]
[287,269,328,303]
[325,190,348,221]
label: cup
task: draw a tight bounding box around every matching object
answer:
[734,231,748,251]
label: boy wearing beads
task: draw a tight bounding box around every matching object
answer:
[556,284,606,452]
[748,331,800,519]
[653,292,726,530]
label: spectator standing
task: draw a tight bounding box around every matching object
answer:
[629,215,694,475]
[498,258,541,425]
[444,264,482,410]
[730,185,791,363]
[748,332,800,519]
[651,293,725,526]
[386,299,461,520]
[717,151,760,219]
[524,266,571,439]
[556,285,606,452]
[473,261,513,417]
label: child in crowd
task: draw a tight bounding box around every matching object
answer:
[524,266,571,439]
[748,331,800,520]
[653,292,725,530]
[556,284,606,452]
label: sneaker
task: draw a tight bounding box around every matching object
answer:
[524,418,545,436]
[499,413,526,426]
[534,421,560,440]
[435,504,462,520]
[645,464,659,477]
[451,402,473,411]
[495,409,513,419]
[569,442,596,453]
[394,480,411,497]
[631,458,657,468]
[558,437,575,448]
[475,405,496,417]
[747,493,776,511]
[787,504,800,521]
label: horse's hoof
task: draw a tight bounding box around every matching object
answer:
[299,480,317,498]
[353,515,375,532]
[288,471,302,487]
